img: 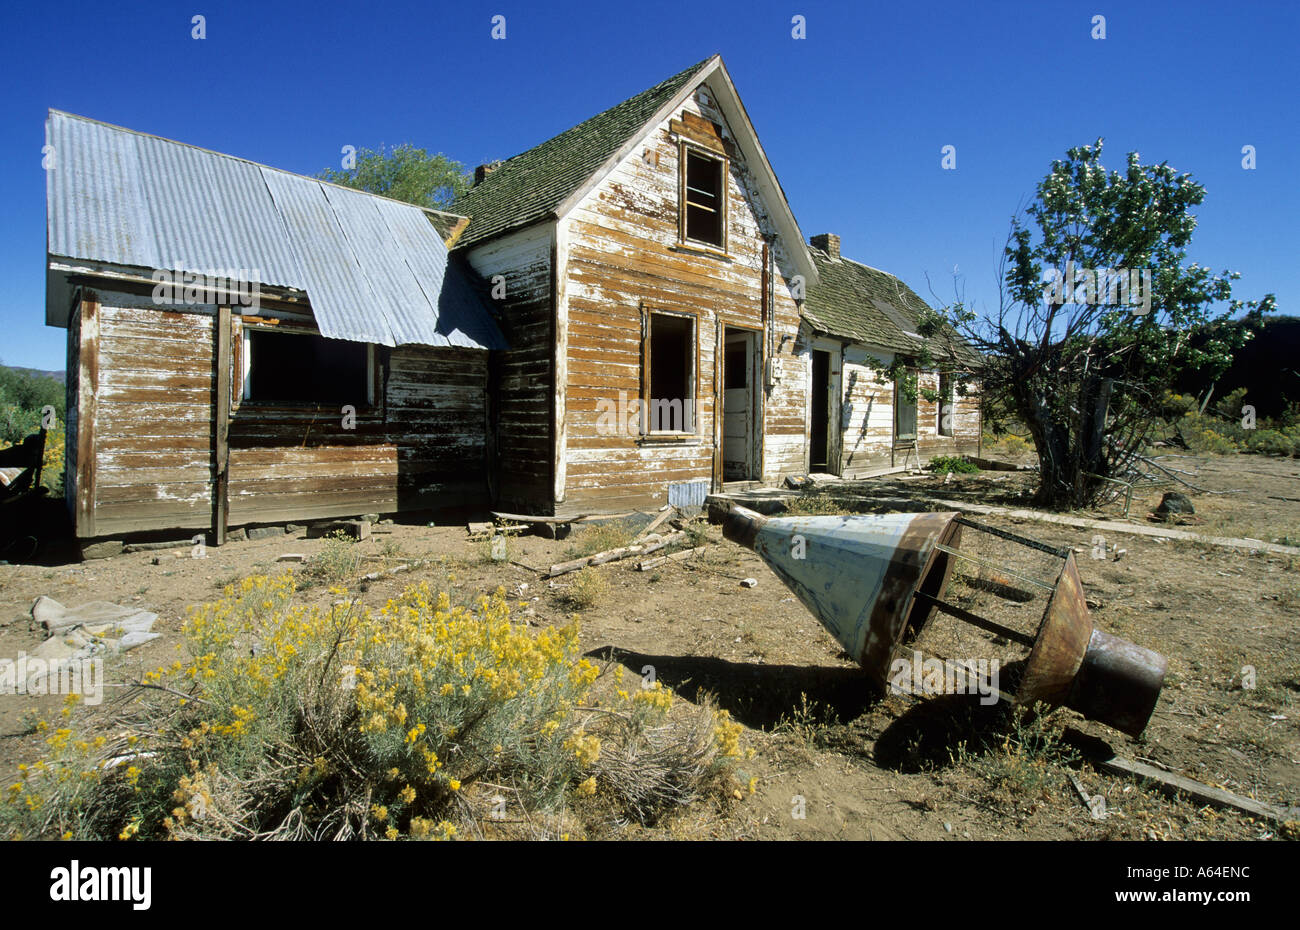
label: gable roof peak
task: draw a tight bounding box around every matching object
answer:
[449,55,818,286]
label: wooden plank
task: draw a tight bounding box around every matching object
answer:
[491,511,588,524]
[921,497,1300,556]
[637,545,706,571]
[75,294,99,538]
[213,306,231,546]
[631,506,676,542]
[1095,753,1300,824]
[546,531,687,577]
[669,117,726,155]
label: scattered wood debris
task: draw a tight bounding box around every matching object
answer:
[636,546,706,571]
[546,531,687,577]
[631,506,676,543]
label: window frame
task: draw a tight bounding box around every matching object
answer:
[894,367,919,441]
[677,141,729,254]
[937,371,955,437]
[640,306,700,438]
[236,320,378,411]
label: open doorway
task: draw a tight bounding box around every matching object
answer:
[809,349,832,472]
[722,328,759,481]
[894,368,919,468]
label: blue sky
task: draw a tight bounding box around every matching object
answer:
[2,0,1296,370]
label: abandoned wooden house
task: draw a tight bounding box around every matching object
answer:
[44,54,980,545]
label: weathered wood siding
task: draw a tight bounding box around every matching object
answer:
[91,298,215,535]
[834,344,981,474]
[558,84,805,512]
[64,299,82,521]
[912,369,981,460]
[77,289,490,538]
[838,344,897,475]
[463,224,554,513]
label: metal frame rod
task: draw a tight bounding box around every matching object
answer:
[912,591,1036,647]
[934,543,1055,591]
[953,515,1071,559]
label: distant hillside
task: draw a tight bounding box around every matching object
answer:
[0,365,65,385]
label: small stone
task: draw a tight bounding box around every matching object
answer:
[277,553,307,563]
[943,822,953,833]
[248,526,286,540]
[226,527,248,542]
[306,521,369,540]
[740,578,758,588]
[285,524,306,535]
[362,514,380,523]
[79,540,123,560]
[1153,492,1195,521]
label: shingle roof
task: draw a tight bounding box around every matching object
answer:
[802,246,980,365]
[450,58,712,249]
[45,110,505,349]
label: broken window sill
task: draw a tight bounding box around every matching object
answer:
[637,432,703,446]
[670,242,732,262]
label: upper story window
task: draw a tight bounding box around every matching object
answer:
[680,145,727,250]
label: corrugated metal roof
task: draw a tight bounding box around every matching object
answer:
[45,110,504,350]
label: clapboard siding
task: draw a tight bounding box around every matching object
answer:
[463,223,554,513]
[76,292,490,538]
[558,86,805,512]
[90,303,214,535]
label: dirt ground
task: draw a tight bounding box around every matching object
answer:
[1,452,1297,840]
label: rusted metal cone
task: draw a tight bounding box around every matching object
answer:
[708,498,961,687]
[708,499,1168,738]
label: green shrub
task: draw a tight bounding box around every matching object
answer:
[1181,419,1240,455]
[564,520,636,559]
[1001,434,1032,457]
[303,530,360,585]
[1245,429,1295,457]
[927,455,979,475]
[783,494,846,516]
[567,566,609,609]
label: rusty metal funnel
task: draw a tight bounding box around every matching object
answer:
[708,499,1167,738]
[1019,552,1167,736]
[709,498,960,686]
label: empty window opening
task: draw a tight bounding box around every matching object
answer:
[647,313,695,432]
[683,149,724,248]
[938,371,955,436]
[244,329,369,406]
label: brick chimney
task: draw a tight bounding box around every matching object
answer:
[473,161,503,185]
[811,233,840,260]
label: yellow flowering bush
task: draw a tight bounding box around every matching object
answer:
[1,575,607,840]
